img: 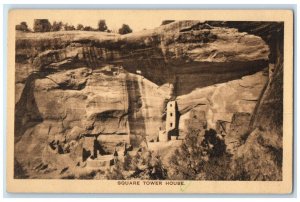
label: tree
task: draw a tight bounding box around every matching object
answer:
[168,130,207,180]
[51,21,63,31]
[83,26,94,31]
[118,24,132,35]
[76,24,84,31]
[64,23,75,31]
[168,129,230,180]
[98,20,108,32]
[16,22,29,32]
[130,150,167,180]
[33,19,51,32]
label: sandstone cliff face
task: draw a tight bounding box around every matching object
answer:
[14,21,281,179]
[206,21,284,180]
[15,21,269,92]
[15,68,170,172]
[177,70,268,129]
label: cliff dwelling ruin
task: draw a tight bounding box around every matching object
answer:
[13,19,284,181]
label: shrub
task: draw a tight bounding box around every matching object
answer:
[123,153,133,171]
[203,129,227,157]
[76,24,84,31]
[168,130,207,180]
[51,21,63,31]
[118,24,132,35]
[83,26,94,31]
[130,150,167,180]
[105,161,125,180]
[16,22,30,32]
[200,154,233,180]
[64,23,75,31]
[230,157,251,181]
[98,20,108,32]
[168,128,230,180]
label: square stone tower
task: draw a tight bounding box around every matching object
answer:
[166,101,179,138]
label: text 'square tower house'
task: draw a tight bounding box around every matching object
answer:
[166,101,179,139]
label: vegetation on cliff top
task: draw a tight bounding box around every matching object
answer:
[16,19,134,34]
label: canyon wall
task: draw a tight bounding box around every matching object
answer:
[14,21,284,179]
[205,21,284,180]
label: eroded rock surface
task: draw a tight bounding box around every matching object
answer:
[14,21,283,179]
[177,70,268,131]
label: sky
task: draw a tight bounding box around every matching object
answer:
[13,10,170,32]
[11,10,206,32]
[11,9,286,33]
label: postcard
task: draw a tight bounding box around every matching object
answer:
[6,9,293,193]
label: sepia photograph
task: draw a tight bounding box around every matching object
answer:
[6,9,293,193]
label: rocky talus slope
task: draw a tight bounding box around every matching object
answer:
[14,21,283,179]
